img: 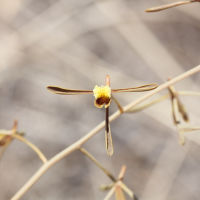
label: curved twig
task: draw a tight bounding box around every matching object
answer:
[12,134,47,164]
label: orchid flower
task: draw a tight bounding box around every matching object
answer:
[146,0,199,12]
[47,75,158,156]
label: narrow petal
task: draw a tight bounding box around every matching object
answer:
[111,83,158,93]
[115,185,126,200]
[47,86,93,95]
[105,107,113,156]
[146,1,195,12]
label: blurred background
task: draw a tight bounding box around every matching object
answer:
[0,0,200,199]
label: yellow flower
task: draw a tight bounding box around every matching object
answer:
[93,85,112,108]
[47,75,158,156]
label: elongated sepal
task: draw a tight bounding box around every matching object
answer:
[47,86,93,95]
[105,107,113,156]
[111,83,158,93]
[105,126,113,156]
[115,184,126,200]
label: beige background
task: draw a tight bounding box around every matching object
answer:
[0,0,200,199]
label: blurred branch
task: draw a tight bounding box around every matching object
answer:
[127,94,170,113]
[0,140,12,162]
[12,134,47,164]
[178,91,200,96]
[146,0,197,12]
[112,95,124,113]
[11,64,200,200]
[79,147,116,182]
[103,185,116,200]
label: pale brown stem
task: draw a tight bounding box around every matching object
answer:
[121,182,135,199]
[105,75,110,87]
[103,185,116,200]
[115,183,126,200]
[12,134,47,164]
[146,0,197,12]
[11,64,200,200]
[79,148,116,182]
[127,94,170,113]
[178,91,200,96]
[112,95,124,113]
[118,165,126,180]
[179,126,200,132]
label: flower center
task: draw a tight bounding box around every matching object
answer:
[93,85,111,100]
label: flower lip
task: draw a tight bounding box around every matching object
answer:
[93,85,111,108]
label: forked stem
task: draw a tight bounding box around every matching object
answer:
[11,64,200,200]
[79,147,116,182]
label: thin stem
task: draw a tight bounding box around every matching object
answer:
[178,91,200,96]
[12,134,47,164]
[103,184,116,200]
[0,140,12,162]
[146,0,197,12]
[79,148,116,182]
[117,165,126,180]
[127,94,170,113]
[115,183,126,200]
[11,64,200,200]
[179,126,200,132]
[112,95,124,113]
[121,182,135,199]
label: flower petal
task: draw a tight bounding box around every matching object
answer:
[105,99,112,108]
[105,107,113,156]
[47,86,93,95]
[111,83,158,93]
[115,185,126,200]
